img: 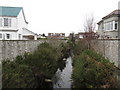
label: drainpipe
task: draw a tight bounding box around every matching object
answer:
[103,31,105,58]
[118,1,120,68]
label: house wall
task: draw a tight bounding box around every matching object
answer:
[17,10,28,30]
[0,31,18,40]
[0,16,18,30]
[97,16,119,39]
[104,31,118,38]
[104,16,118,23]
[17,10,28,39]
[91,39,120,68]
[0,17,19,40]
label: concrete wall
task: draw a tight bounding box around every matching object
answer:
[91,39,120,68]
[0,40,44,60]
[0,40,66,61]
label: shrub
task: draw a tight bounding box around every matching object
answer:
[72,50,116,88]
[2,42,61,88]
[2,60,37,88]
[23,42,59,78]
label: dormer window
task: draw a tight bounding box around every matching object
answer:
[3,18,11,27]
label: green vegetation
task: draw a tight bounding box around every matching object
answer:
[2,42,69,88]
[2,60,37,88]
[2,39,118,88]
[24,42,59,78]
[71,40,117,88]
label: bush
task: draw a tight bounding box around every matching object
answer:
[2,42,60,88]
[2,60,37,88]
[72,50,116,88]
[24,42,59,78]
[67,39,88,56]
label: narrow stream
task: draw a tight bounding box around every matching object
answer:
[52,57,72,88]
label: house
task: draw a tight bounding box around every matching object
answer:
[47,33,65,39]
[37,34,46,39]
[97,10,120,39]
[0,6,37,40]
[71,32,98,39]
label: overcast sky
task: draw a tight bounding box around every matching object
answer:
[0,0,120,36]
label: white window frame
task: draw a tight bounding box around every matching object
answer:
[104,21,115,31]
[3,18,11,27]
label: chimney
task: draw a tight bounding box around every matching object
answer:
[118,1,120,9]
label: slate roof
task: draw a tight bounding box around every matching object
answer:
[0,6,22,17]
[102,9,120,19]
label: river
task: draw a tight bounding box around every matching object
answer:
[52,57,72,88]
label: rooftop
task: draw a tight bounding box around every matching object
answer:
[97,9,120,24]
[102,9,120,19]
[0,6,22,17]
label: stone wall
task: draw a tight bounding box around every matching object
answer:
[91,39,120,68]
[0,40,65,61]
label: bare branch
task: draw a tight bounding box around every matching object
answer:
[84,14,96,33]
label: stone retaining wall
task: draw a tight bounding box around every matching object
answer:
[91,39,120,68]
[0,40,65,60]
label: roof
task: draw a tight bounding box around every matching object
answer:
[102,9,120,19]
[0,6,28,24]
[22,28,37,35]
[97,20,103,24]
[97,9,120,24]
[0,6,22,17]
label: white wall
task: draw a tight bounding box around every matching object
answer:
[0,17,18,30]
[17,10,28,34]
[0,31,18,40]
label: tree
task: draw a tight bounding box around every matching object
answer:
[42,33,46,37]
[83,14,96,49]
[84,14,96,33]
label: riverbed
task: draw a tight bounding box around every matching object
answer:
[52,57,72,88]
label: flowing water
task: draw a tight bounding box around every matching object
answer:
[52,57,72,88]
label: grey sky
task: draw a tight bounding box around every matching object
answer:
[0,0,120,36]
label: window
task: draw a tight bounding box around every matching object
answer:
[0,34,2,39]
[108,23,110,30]
[104,21,114,31]
[110,22,113,30]
[4,18,8,26]
[115,21,118,30]
[6,34,10,39]
[19,34,21,39]
[4,18,11,27]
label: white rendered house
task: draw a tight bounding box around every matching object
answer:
[0,6,37,40]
